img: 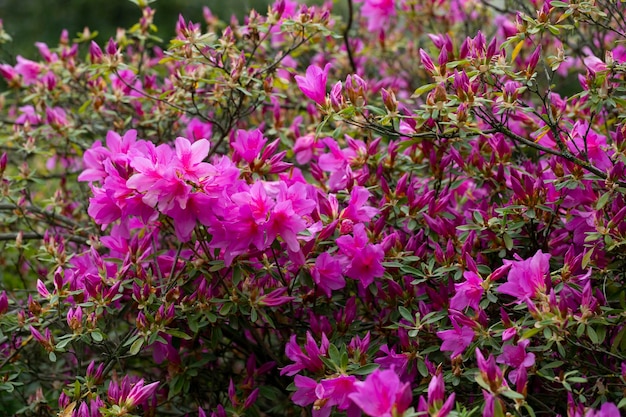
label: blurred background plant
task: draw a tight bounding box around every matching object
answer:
[0,0,273,58]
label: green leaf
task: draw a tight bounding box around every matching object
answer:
[167,329,192,340]
[129,338,144,356]
[90,331,103,342]
[412,83,436,98]
[352,364,379,375]
[587,326,599,344]
[596,192,611,210]
[49,351,57,362]
[398,306,414,323]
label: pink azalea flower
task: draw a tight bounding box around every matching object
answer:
[345,243,385,287]
[418,373,456,417]
[186,117,213,141]
[450,271,484,311]
[496,339,535,384]
[497,250,551,302]
[340,186,379,223]
[14,56,41,85]
[311,252,346,297]
[437,317,475,358]
[349,368,411,417]
[232,129,268,164]
[280,332,329,376]
[295,64,330,105]
[361,0,396,32]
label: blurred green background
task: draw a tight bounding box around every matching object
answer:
[0,0,272,59]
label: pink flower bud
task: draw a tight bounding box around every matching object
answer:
[90,41,103,63]
[106,38,119,56]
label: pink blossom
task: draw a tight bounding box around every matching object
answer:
[361,0,396,32]
[450,271,484,311]
[418,373,456,417]
[437,317,475,358]
[232,129,268,164]
[311,252,346,297]
[281,332,329,376]
[295,64,330,105]
[349,368,411,417]
[496,339,535,384]
[14,56,41,85]
[497,250,551,302]
[185,118,213,141]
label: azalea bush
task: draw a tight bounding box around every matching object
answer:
[1,0,626,416]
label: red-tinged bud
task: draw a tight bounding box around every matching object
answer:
[330,81,344,111]
[339,218,354,234]
[124,380,159,409]
[608,205,626,229]
[228,379,237,405]
[260,138,280,160]
[381,232,398,253]
[438,47,449,70]
[345,74,367,105]
[203,6,215,25]
[318,219,338,241]
[42,72,56,91]
[67,306,83,332]
[527,45,542,75]
[459,38,470,59]
[381,88,397,113]
[310,162,325,183]
[489,263,511,281]
[58,392,70,409]
[243,388,259,408]
[136,312,148,331]
[367,137,382,156]
[0,291,8,315]
[419,48,437,75]
[0,152,7,175]
[106,280,121,300]
[36,279,51,298]
[176,14,187,36]
[274,0,286,19]
[486,36,498,60]
[106,38,118,56]
[56,29,68,46]
[90,41,103,63]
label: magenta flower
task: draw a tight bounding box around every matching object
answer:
[123,379,159,408]
[349,368,411,417]
[361,0,396,32]
[497,250,551,302]
[295,64,330,105]
[14,56,41,85]
[450,271,484,311]
[311,252,346,297]
[418,373,456,417]
[232,129,267,164]
[437,317,475,358]
[186,117,213,141]
[496,339,535,384]
[476,348,506,393]
[280,332,329,376]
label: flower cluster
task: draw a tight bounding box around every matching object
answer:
[0,0,625,416]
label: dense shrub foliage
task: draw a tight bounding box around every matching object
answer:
[0,0,625,416]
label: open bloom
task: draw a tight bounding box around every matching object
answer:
[497,250,550,302]
[496,339,535,384]
[437,317,475,358]
[295,64,330,105]
[349,368,411,417]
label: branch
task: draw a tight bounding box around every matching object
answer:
[343,0,357,74]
